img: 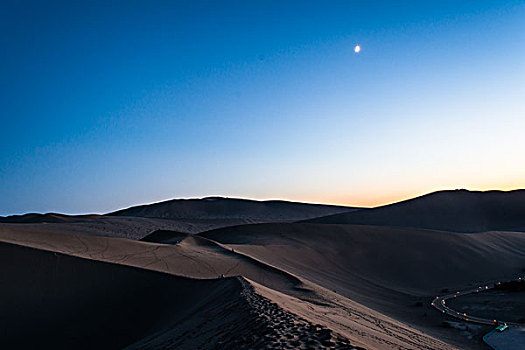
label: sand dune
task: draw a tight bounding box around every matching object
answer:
[1,242,248,349]
[140,229,188,244]
[305,190,525,233]
[3,190,524,348]
[202,223,525,295]
[0,215,252,239]
[0,212,98,223]
[0,225,455,349]
[0,197,358,238]
[201,223,525,348]
[2,241,366,349]
[109,196,358,222]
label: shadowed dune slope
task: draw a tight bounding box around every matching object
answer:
[109,196,358,222]
[140,229,188,244]
[0,242,252,349]
[2,242,365,349]
[304,190,525,233]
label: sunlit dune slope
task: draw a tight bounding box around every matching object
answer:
[305,190,525,233]
[201,222,525,348]
[201,223,525,296]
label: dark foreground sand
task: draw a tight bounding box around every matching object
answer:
[1,242,360,349]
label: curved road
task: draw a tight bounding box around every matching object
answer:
[431,278,524,327]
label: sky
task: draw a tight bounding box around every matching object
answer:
[1,0,524,215]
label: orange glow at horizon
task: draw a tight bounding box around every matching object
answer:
[278,183,525,208]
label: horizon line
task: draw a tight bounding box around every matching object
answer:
[2,187,524,218]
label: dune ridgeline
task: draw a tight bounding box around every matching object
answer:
[1,190,524,349]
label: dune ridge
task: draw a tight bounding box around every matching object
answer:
[1,242,251,349]
[4,189,524,349]
[201,222,525,348]
[0,197,359,238]
[304,189,525,233]
[108,196,358,222]
[0,225,456,349]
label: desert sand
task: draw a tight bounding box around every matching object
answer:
[306,190,525,233]
[201,223,525,348]
[109,197,357,222]
[0,197,357,239]
[1,190,524,349]
[1,225,454,349]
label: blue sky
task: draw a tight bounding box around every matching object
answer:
[1,1,524,215]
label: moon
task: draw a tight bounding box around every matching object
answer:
[354,45,361,53]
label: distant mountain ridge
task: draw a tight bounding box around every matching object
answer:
[305,189,525,233]
[107,196,358,222]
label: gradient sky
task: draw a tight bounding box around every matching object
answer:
[1,0,524,215]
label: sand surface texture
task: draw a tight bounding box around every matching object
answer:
[1,225,455,349]
[3,190,524,349]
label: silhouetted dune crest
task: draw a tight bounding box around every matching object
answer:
[304,189,525,233]
[0,212,99,224]
[108,196,358,222]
